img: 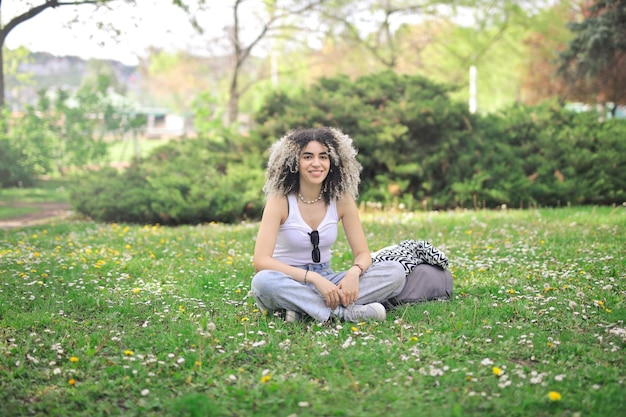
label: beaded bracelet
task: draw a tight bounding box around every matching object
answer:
[351,263,365,276]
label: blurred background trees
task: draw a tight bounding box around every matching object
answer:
[1,0,625,223]
[557,0,626,116]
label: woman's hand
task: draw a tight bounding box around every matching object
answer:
[338,271,359,306]
[310,272,342,310]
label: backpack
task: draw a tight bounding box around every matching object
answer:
[371,240,453,306]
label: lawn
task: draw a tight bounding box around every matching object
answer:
[0,179,71,220]
[0,206,624,416]
[0,179,70,205]
[106,137,171,163]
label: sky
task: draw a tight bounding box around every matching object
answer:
[3,1,488,67]
[3,0,231,66]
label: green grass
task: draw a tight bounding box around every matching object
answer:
[107,137,171,162]
[0,207,624,416]
[0,205,39,219]
[0,179,70,204]
[0,179,71,221]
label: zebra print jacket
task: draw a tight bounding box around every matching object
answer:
[371,240,449,275]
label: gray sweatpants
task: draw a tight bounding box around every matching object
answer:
[251,261,406,322]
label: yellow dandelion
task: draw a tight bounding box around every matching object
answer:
[410,337,419,342]
[68,378,76,385]
[124,350,134,356]
[261,374,272,384]
[492,367,503,377]
[507,289,516,294]
[351,326,358,332]
[132,288,140,294]
[69,356,79,363]
[548,391,562,401]
[195,361,202,367]
[241,317,249,323]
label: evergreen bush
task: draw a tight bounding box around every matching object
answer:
[70,135,266,225]
[256,72,626,209]
[256,71,477,209]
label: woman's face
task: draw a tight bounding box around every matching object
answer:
[298,140,331,187]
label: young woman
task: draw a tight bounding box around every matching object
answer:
[251,127,406,322]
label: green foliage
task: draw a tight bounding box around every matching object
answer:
[256,71,626,210]
[71,165,159,223]
[0,81,143,186]
[559,0,626,78]
[478,104,626,207]
[0,108,49,187]
[3,46,33,87]
[0,137,39,188]
[70,133,266,225]
[256,71,475,208]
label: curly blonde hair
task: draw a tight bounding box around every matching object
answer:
[263,127,362,202]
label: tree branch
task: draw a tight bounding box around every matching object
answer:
[1,0,122,39]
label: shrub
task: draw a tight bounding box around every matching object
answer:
[70,135,265,225]
[255,72,626,209]
[256,71,476,208]
[0,136,38,188]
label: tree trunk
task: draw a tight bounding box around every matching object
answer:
[0,0,61,108]
[228,66,240,125]
[0,38,5,108]
[0,1,129,108]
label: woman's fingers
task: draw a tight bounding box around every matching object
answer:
[338,288,357,306]
[325,290,340,309]
[339,291,348,306]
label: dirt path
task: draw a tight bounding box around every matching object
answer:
[0,202,74,229]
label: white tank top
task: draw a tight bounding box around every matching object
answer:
[273,194,338,265]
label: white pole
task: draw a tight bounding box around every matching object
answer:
[469,65,477,114]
